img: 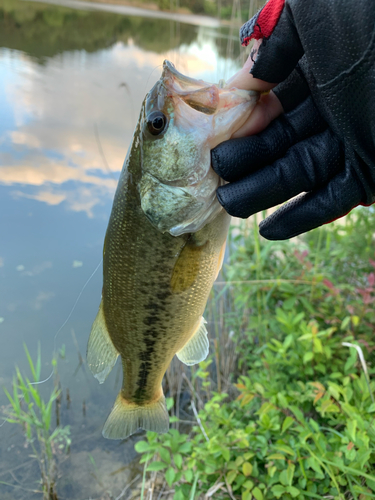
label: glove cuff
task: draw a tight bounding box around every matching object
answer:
[240,0,285,45]
[240,0,304,83]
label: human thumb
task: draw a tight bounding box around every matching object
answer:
[225,43,277,91]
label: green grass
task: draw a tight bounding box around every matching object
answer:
[2,345,71,500]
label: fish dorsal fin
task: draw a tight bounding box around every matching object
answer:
[87,300,119,384]
[176,317,209,366]
[102,391,169,439]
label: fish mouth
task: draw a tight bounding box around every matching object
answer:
[162,60,207,90]
[161,60,259,97]
[144,60,204,124]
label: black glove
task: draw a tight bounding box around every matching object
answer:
[212,0,375,240]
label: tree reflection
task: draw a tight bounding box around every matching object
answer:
[0,0,198,59]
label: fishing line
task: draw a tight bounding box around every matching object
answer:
[29,258,103,386]
[0,259,103,430]
[143,64,163,97]
[0,259,103,429]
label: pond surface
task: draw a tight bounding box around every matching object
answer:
[0,0,251,497]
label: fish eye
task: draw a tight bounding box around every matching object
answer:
[147,111,167,136]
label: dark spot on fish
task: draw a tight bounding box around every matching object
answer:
[143,315,159,326]
[133,336,158,402]
[134,357,153,403]
[157,291,169,301]
[144,303,159,310]
[144,329,158,340]
[143,239,154,247]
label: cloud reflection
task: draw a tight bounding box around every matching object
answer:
[11,184,114,217]
[0,37,236,217]
[33,291,55,310]
[12,189,66,205]
[18,260,53,277]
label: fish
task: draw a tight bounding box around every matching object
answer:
[87,60,259,439]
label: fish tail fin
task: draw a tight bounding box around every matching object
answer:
[87,301,119,384]
[102,391,169,439]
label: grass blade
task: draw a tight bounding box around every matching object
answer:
[189,472,199,500]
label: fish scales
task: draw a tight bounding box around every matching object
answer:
[87,60,259,439]
[104,174,226,403]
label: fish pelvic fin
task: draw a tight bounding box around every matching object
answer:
[176,316,209,366]
[87,300,119,384]
[102,392,169,440]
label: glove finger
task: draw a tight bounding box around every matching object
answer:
[273,63,310,113]
[216,128,343,218]
[212,96,327,182]
[259,166,365,240]
[241,0,304,83]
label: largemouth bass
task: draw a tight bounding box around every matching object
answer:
[87,61,258,439]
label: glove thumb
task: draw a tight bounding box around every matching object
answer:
[241,0,304,83]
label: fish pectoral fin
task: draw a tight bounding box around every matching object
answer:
[176,317,209,366]
[214,241,226,281]
[171,237,208,293]
[87,301,119,384]
[102,391,169,439]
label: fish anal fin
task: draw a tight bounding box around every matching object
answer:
[87,301,119,384]
[102,391,169,439]
[176,317,209,366]
[171,239,208,293]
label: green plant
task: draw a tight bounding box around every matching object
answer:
[136,316,375,499]
[135,207,375,500]
[2,345,71,500]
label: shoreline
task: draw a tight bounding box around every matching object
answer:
[23,0,224,27]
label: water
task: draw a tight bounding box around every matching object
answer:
[0,0,249,497]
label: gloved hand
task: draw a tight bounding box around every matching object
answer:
[212,0,375,240]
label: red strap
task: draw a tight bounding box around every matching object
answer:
[323,201,375,226]
[244,0,285,44]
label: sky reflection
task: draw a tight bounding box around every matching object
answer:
[0,5,249,495]
[0,30,242,218]
[0,2,245,372]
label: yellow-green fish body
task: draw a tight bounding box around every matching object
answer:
[87,61,258,439]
